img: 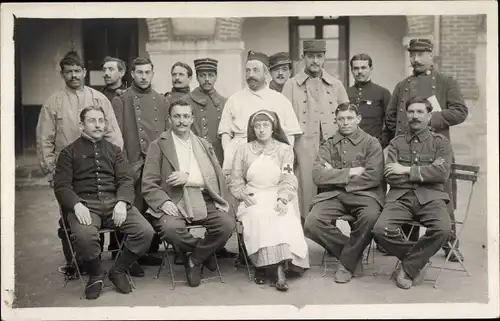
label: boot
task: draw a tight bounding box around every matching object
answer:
[109,247,138,294]
[334,263,353,284]
[84,258,104,300]
[274,264,289,292]
[184,254,202,287]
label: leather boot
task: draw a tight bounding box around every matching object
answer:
[109,247,138,294]
[84,258,104,300]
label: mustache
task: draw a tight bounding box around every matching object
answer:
[173,80,182,84]
[410,119,421,124]
[247,77,259,82]
[276,75,284,79]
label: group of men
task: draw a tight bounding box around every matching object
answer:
[35,36,468,298]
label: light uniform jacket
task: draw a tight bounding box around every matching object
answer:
[311,128,385,209]
[141,130,229,219]
[281,69,349,218]
[36,86,123,182]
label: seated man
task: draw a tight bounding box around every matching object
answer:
[373,97,452,290]
[142,100,235,287]
[54,106,154,300]
[304,103,385,283]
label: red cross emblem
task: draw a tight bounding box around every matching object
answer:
[283,164,293,173]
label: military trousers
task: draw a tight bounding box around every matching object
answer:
[146,192,235,265]
[66,197,155,262]
[372,191,451,278]
[304,192,382,273]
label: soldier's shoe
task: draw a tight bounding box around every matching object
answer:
[184,254,202,287]
[109,269,132,294]
[204,255,217,272]
[395,268,413,290]
[412,262,431,286]
[128,262,145,278]
[85,275,104,300]
[334,263,353,283]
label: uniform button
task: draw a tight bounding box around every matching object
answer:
[216,108,220,112]
[96,160,100,163]
[413,151,416,154]
[400,99,404,103]
[432,85,436,89]
[138,117,141,121]
[155,118,158,121]
[156,130,159,133]
[98,178,101,181]
[204,126,207,129]
[415,157,418,162]
[343,161,347,164]
[153,96,156,100]
[414,140,418,143]
[329,101,333,104]
[136,106,140,110]
[204,136,208,139]
[303,110,306,114]
[343,151,346,154]
[96,172,99,176]
[303,100,307,103]
[327,91,330,94]
[405,88,408,92]
[315,110,318,112]
[154,107,157,111]
[302,121,306,124]
[134,96,138,99]
[217,116,221,120]
[140,128,143,131]
[141,139,144,142]
[400,109,403,112]
[99,191,102,194]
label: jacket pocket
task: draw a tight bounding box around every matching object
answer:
[398,150,412,166]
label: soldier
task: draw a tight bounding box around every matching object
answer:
[101,56,127,103]
[385,38,468,262]
[165,61,192,107]
[373,97,453,289]
[304,103,384,283]
[282,39,349,223]
[100,56,128,257]
[180,57,237,261]
[111,56,169,271]
[269,52,292,93]
[347,53,391,148]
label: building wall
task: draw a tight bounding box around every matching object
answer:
[138,19,150,59]
[349,16,407,92]
[20,19,83,105]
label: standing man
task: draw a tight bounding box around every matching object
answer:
[165,61,192,107]
[373,97,453,289]
[36,50,123,277]
[282,39,349,222]
[347,53,392,148]
[269,52,292,93]
[111,56,169,270]
[385,39,468,262]
[101,56,127,103]
[304,103,384,284]
[180,57,237,260]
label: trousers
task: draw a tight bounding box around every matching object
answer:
[373,191,451,278]
[146,192,235,265]
[66,197,154,262]
[304,192,381,273]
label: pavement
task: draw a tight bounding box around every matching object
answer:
[11,107,491,308]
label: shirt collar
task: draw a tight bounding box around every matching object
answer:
[406,127,431,142]
[81,132,103,144]
[295,68,335,86]
[331,128,364,146]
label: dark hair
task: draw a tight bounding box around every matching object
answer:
[350,53,373,68]
[102,56,126,72]
[131,57,154,71]
[246,110,299,170]
[79,106,106,122]
[171,62,193,78]
[168,99,193,116]
[59,51,85,70]
[406,97,433,113]
[335,102,360,116]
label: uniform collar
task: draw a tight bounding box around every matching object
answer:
[354,79,372,88]
[406,127,431,142]
[331,128,364,146]
[189,86,220,106]
[295,68,335,86]
[81,132,103,144]
[103,83,126,93]
[132,83,152,94]
[412,66,434,77]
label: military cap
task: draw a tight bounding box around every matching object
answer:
[407,38,433,52]
[303,39,326,53]
[269,52,292,70]
[194,58,218,72]
[247,50,269,67]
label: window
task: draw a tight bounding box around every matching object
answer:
[289,16,349,86]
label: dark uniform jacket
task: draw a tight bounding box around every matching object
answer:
[311,128,385,208]
[385,68,468,140]
[54,135,134,212]
[385,127,453,205]
[112,84,169,181]
[269,80,284,93]
[101,83,126,104]
[347,80,392,148]
[165,87,190,108]
[180,87,227,165]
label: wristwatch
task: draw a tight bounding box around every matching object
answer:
[277,197,288,205]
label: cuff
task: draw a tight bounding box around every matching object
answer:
[409,165,423,182]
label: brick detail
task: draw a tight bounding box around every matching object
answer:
[145,18,170,42]
[439,15,479,99]
[407,16,435,36]
[215,18,244,41]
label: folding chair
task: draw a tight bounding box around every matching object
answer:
[154,224,225,289]
[390,163,479,288]
[322,215,375,277]
[235,219,253,282]
[59,213,135,297]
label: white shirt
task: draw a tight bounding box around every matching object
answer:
[172,132,205,188]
